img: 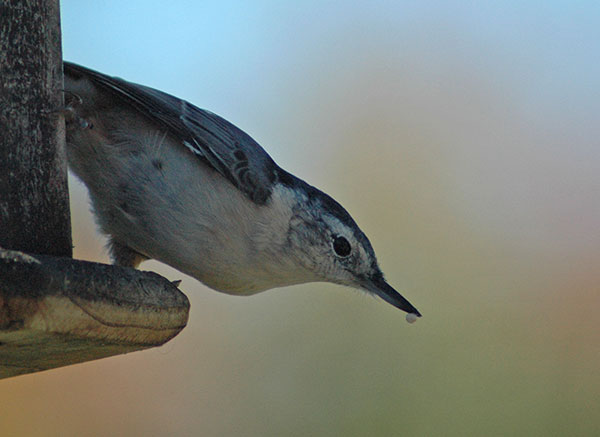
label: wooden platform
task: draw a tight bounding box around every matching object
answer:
[0,248,190,379]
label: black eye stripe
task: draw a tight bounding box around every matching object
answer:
[333,236,351,257]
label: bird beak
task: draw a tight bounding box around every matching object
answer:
[363,274,422,317]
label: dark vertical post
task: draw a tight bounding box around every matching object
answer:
[0,0,72,257]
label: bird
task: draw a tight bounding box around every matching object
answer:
[63,61,421,322]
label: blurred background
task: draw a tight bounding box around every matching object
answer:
[3,1,599,435]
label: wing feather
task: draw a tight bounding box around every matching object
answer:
[64,62,277,204]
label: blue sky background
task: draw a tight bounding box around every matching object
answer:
[3,2,600,436]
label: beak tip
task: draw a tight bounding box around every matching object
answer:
[405,312,420,324]
[365,275,421,320]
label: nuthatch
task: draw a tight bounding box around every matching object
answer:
[63,62,421,322]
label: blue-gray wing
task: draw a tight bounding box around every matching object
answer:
[64,62,277,204]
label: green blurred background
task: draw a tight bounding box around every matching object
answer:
[3,1,599,435]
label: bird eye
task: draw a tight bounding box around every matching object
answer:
[333,236,352,257]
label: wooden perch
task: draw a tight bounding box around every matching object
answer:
[0,248,190,379]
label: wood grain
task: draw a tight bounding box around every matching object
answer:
[0,248,190,379]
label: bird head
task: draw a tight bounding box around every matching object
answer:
[279,178,421,320]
